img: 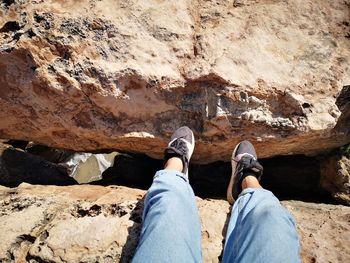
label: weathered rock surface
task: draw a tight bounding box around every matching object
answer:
[0,0,349,163]
[0,184,349,263]
[321,154,350,205]
[283,201,350,263]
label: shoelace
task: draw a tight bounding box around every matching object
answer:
[169,138,188,157]
[237,156,263,181]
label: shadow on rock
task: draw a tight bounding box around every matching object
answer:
[0,147,77,187]
[96,153,335,203]
[218,206,231,262]
[120,200,144,263]
[0,141,339,204]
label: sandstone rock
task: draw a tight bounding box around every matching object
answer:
[320,154,350,205]
[0,0,349,163]
[0,184,228,263]
[0,184,349,263]
[284,201,350,263]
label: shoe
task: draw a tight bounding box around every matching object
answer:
[164,126,195,177]
[227,140,263,204]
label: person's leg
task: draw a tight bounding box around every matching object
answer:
[223,141,301,263]
[132,127,202,263]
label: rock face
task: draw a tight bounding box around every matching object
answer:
[321,154,350,205]
[283,201,350,263]
[0,184,349,263]
[0,0,349,163]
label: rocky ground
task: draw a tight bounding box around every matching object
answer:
[0,1,349,262]
[0,142,349,262]
[0,183,349,263]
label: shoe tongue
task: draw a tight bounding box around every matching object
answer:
[240,157,263,178]
[241,155,253,166]
[234,153,255,162]
[166,146,183,156]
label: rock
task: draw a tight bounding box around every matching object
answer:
[284,201,350,263]
[63,152,118,184]
[0,142,77,187]
[0,184,349,263]
[25,143,73,163]
[0,0,349,163]
[0,140,119,185]
[320,154,350,205]
[24,142,120,184]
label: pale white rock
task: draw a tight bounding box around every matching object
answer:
[0,184,349,263]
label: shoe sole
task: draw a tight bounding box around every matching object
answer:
[184,130,195,177]
[189,130,195,158]
[226,142,240,205]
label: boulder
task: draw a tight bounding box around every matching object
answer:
[0,0,349,163]
[0,184,349,263]
[320,153,350,205]
[0,140,77,187]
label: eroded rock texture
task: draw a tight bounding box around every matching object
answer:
[321,154,350,205]
[0,184,349,263]
[0,0,349,162]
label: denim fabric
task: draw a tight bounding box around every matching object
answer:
[222,188,301,263]
[133,170,301,263]
[132,169,202,263]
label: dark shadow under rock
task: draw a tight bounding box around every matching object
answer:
[0,147,77,187]
[93,153,160,189]
[0,140,339,203]
[95,153,336,203]
[261,155,335,203]
[120,200,143,263]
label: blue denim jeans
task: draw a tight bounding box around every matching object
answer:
[132,170,301,263]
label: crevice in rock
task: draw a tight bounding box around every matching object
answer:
[96,153,336,204]
[2,0,15,8]
[70,202,142,218]
[16,234,36,244]
[0,145,77,187]
[120,200,143,262]
[335,85,350,135]
[0,140,342,204]
[188,0,202,58]
[4,233,38,263]
[72,204,102,218]
[25,255,56,263]
[0,21,22,33]
[39,230,49,242]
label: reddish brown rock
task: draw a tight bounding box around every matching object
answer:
[0,1,349,163]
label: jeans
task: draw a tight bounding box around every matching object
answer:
[132,169,301,263]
